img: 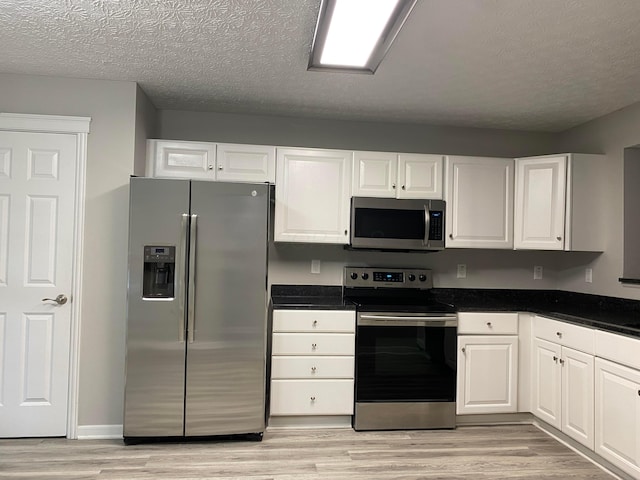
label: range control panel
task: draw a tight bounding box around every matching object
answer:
[344,267,433,289]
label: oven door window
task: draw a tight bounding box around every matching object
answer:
[356,325,456,402]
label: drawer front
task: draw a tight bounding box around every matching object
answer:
[270,379,354,415]
[457,312,519,335]
[273,310,355,333]
[271,356,354,379]
[595,330,640,370]
[535,316,594,353]
[272,333,355,356]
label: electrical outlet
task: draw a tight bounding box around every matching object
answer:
[533,265,543,280]
[457,264,467,279]
[585,268,593,283]
[311,259,321,274]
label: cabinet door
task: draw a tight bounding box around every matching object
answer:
[514,155,566,250]
[352,151,397,197]
[595,358,640,478]
[445,156,514,248]
[275,148,352,244]
[532,338,562,429]
[216,143,275,183]
[561,347,594,449]
[457,336,518,414]
[397,154,443,199]
[148,140,216,180]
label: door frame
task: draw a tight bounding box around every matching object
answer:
[0,112,90,439]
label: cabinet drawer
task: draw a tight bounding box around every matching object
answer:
[270,380,354,415]
[535,316,594,354]
[595,330,640,370]
[273,310,355,333]
[458,312,519,334]
[271,356,354,379]
[272,333,354,356]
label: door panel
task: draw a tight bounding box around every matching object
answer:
[0,131,76,437]
[185,181,269,436]
[533,338,561,428]
[124,178,190,437]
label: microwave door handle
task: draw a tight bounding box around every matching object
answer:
[424,204,431,246]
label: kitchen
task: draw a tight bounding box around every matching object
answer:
[1,0,640,478]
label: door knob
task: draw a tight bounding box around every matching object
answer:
[42,294,68,305]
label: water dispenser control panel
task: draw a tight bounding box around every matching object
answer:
[143,245,176,299]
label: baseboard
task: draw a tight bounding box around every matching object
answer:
[76,424,123,440]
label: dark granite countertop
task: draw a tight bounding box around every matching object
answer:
[271,285,355,310]
[271,285,640,338]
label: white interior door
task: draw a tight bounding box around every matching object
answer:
[0,130,77,437]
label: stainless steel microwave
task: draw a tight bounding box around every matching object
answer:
[350,197,446,251]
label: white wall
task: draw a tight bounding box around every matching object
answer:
[0,73,138,427]
[159,109,559,158]
[558,100,640,299]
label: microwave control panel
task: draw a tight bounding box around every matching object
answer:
[429,210,444,241]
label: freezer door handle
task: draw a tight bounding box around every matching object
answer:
[187,214,198,343]
[178,214,189,342]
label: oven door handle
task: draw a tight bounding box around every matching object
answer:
[358,314,457,327]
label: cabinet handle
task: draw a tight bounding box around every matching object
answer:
[449,234,453,240]
[312,320,318,327]
[344,229,348,235]
[638,390,640,396]
[310,396,316,402]
[401,185,406,190]
[217,165,223,171]
[311,343,317,350]
[556,236,562,241]
[559,358,565,365]
[486,322,492,327]
[208,165,214,170]
[556,332,562,338]
[392,183,396,189]
[461,347,466,353]
[553,356,558,363]
[311,366,317,373]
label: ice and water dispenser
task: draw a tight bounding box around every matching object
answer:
[143,246,176,298]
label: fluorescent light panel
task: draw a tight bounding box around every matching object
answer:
[309,0,417,74]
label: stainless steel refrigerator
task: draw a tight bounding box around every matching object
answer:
[123,177,269,441]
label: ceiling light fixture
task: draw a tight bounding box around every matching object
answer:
[308,0,418,74]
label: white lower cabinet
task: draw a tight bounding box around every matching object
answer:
[270,309,355,426]
[594,357,640,478]
[532,337,594,449]
[457,335,518,414]
[456,313,519,415]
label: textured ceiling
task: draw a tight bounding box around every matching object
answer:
[2,0,640,131]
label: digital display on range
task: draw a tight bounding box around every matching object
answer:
[373,271,403,282]
[154,247,166,255]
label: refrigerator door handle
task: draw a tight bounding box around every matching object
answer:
[187,214,198,343]
[178,214,189,342]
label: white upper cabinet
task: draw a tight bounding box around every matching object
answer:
[147,140,216,180]
[445,156,514,249]
[275,147,352,244]
[514,153,606,251]
[215,143,275,183]
[352,152,443,199]
[398,154,443,198]
[146,140,275,183]
[352,151,397,197]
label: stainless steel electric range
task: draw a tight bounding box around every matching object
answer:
[344,267,458,431]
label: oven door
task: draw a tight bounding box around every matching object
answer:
[354,313,457,430]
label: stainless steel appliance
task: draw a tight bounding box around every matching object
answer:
[124,178,269,441]
[344,267,457,431]
[350,197,445,251]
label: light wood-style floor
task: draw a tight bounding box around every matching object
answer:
[0,425,615,479]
